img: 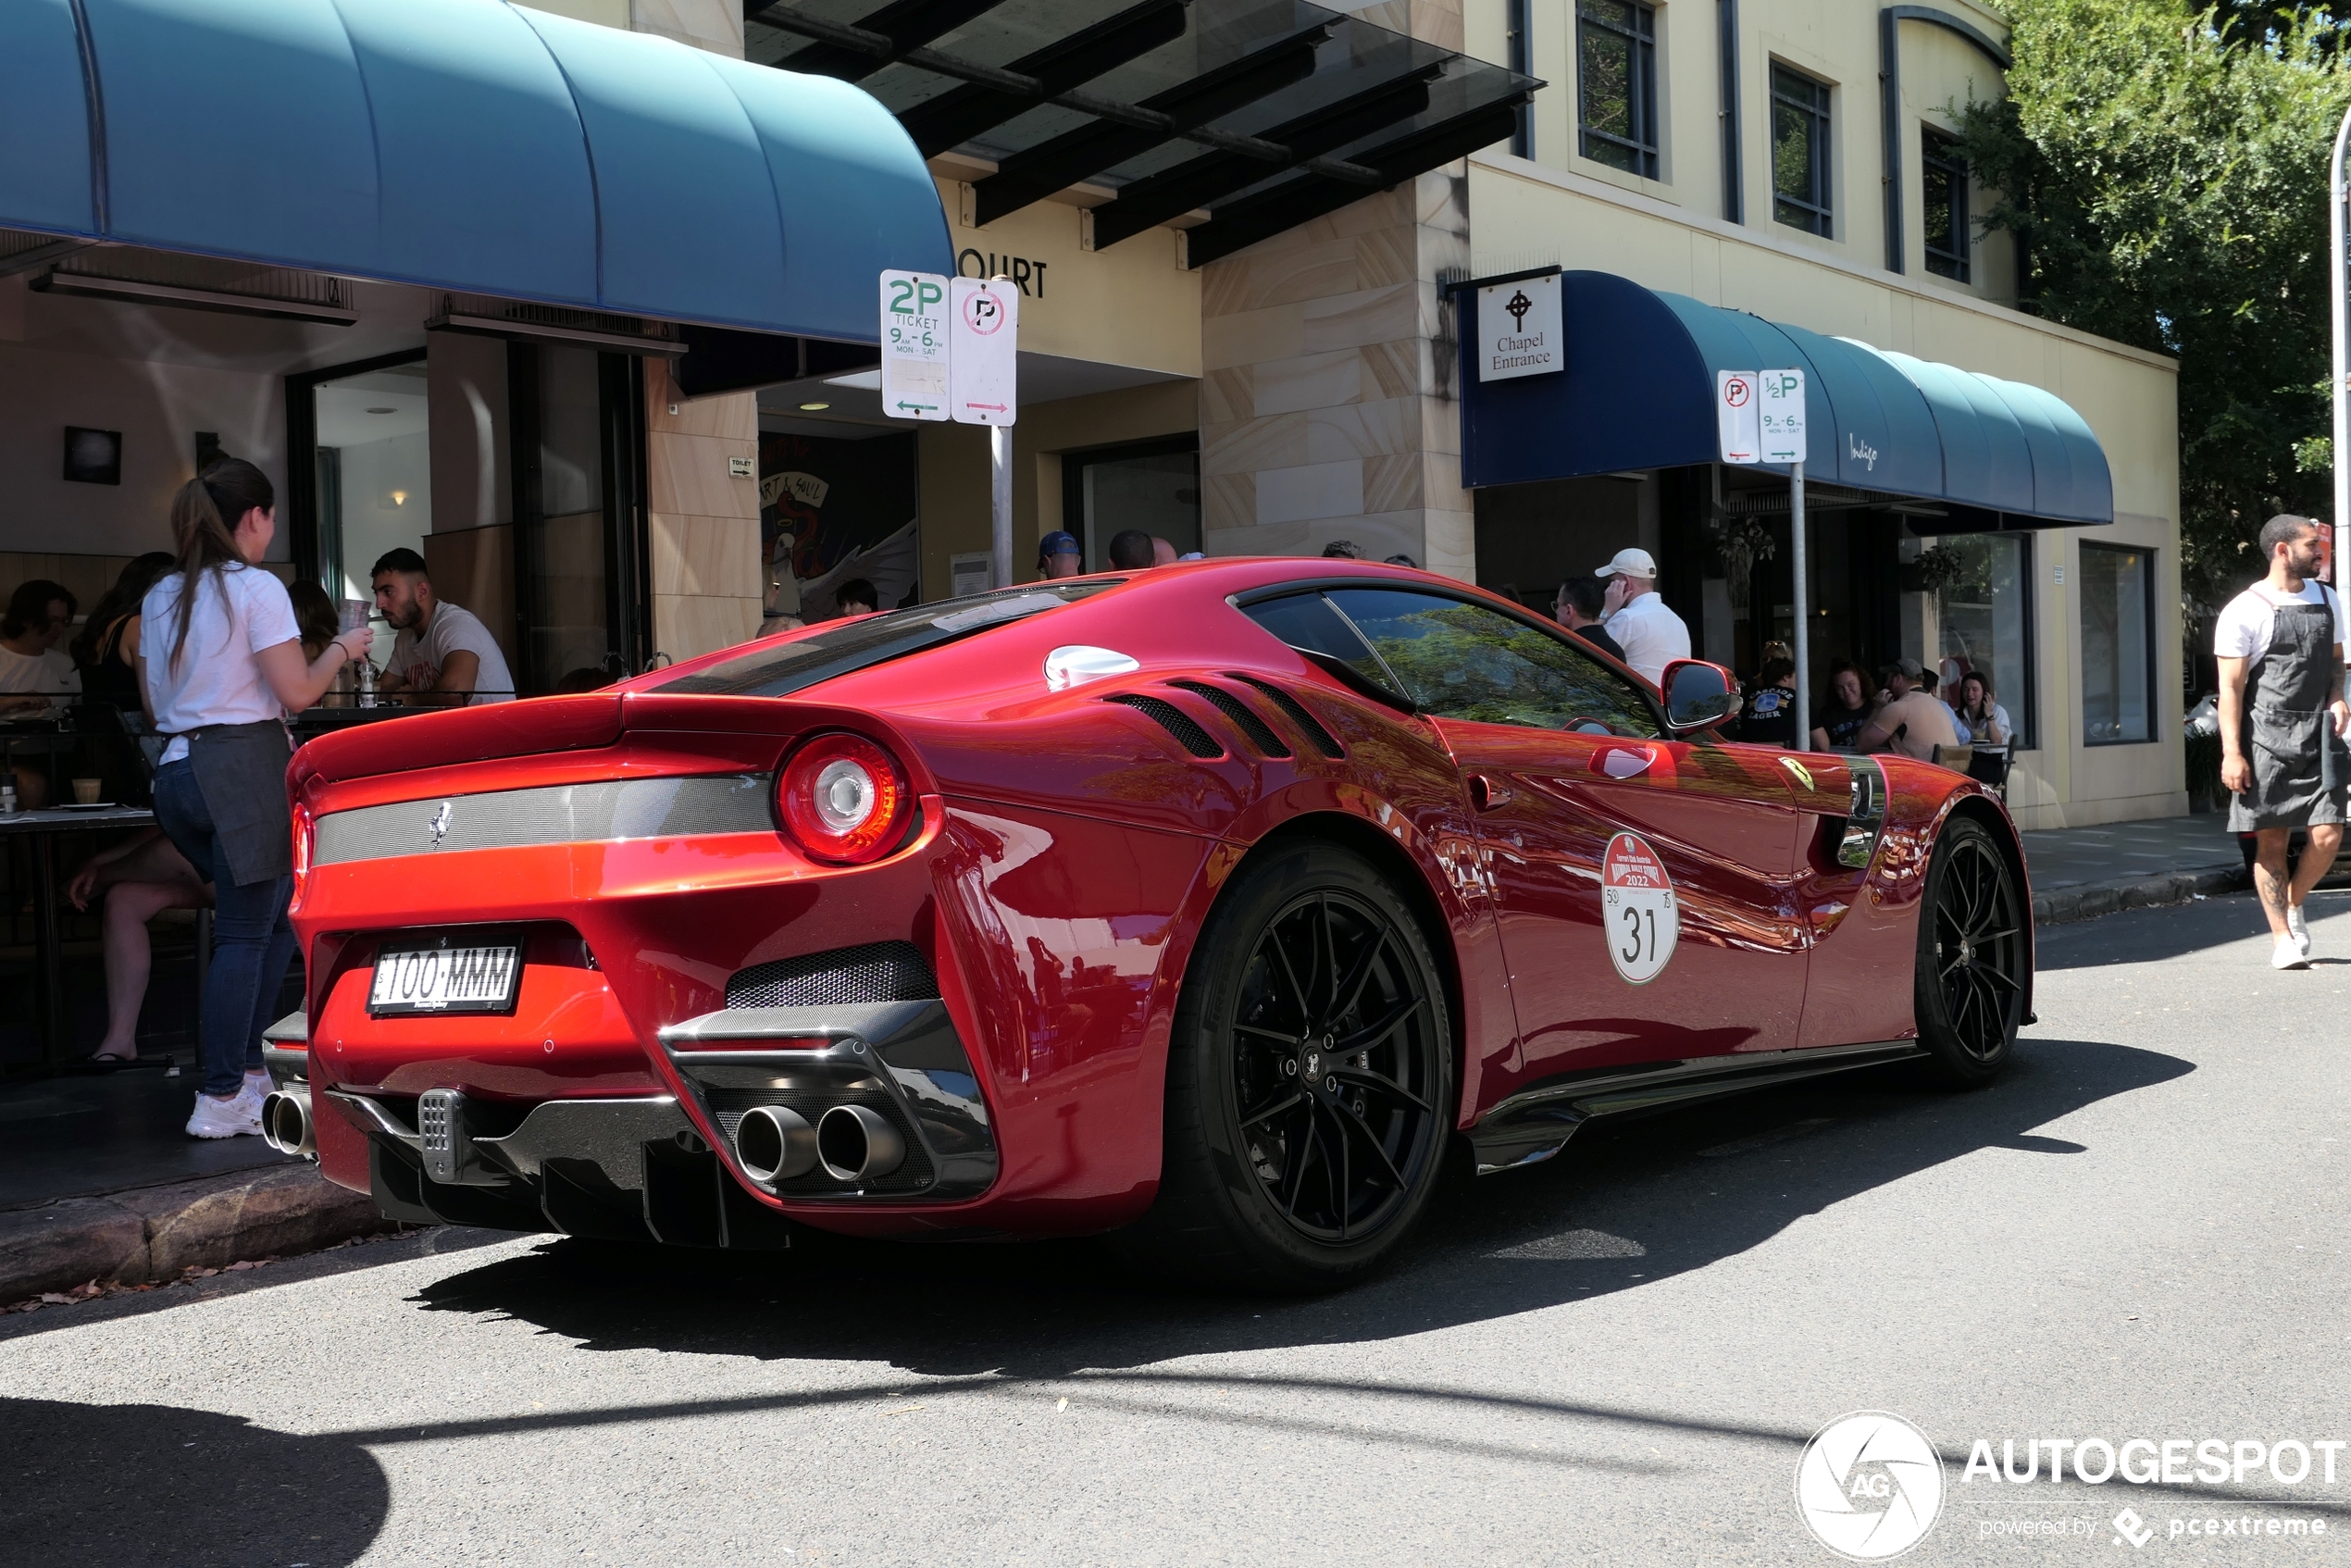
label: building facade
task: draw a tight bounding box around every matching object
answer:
[0,0,2180,828]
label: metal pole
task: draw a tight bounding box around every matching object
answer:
[1790,459,1810,750]
[2332,103,2351,595]
[989,424,1014,589]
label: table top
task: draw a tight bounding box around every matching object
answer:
[0,804,155,834]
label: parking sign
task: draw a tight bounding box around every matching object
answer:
[879,270,950,421]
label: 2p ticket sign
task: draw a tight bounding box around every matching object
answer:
[1601,831,1679,985]
[879,269,1018,427]
[879,270,950,421]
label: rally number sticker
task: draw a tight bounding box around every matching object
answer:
[1601,831,1678,984]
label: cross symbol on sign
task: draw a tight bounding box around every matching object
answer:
[1505,290,1533,327]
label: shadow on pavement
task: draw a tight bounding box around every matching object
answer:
[0,1398,389,1568]
[405,1035,2191,1379]
[2034,890,2299,971]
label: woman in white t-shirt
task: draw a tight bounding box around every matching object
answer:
[140,460,369,1140]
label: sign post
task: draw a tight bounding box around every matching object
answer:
[951,278,1019,590]
[1758,369,1810,750]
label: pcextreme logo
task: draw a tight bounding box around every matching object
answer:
[1796,1412,1946,1560]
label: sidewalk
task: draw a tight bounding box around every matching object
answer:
[2021,813,2247,926]
[0,1069,390,1301]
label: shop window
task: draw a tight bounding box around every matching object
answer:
[1063,436,1200,570]
[1577,0,1659,180]
[289,350,430,652]
[1907,532,2034,749]
[2081,541,2156,745]
[1922,128,1970,282]
[1771,65,1833,237]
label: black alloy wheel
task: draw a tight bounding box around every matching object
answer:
[1913,815,2029,1084]
[1119,840,1453,1290]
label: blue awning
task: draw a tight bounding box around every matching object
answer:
[0,0,952,342]
[1458,270,2113,527]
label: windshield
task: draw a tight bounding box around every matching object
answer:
[653,580,1120,698]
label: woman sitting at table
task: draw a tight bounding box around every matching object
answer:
[0,579,82,806]
[289,581,358,707]
[1810,659,1875,751]
[1953,669,2012,749]
[67,827,213,1064]
[70,553,179,804]
[140,459,368,1139]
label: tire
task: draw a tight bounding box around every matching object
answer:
[1117,840,1454,1292]
[1912,815,2029,1086]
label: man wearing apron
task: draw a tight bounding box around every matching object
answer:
[2217,515,2350,970]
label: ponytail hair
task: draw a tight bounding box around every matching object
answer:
[164,458,273,672]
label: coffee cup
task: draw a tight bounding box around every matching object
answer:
[71,778,102,806]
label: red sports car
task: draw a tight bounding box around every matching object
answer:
[265,559,2031,1288]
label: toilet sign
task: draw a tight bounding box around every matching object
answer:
[950,276,1017,427]
[879,270,950,421]
[1717,370,1760,463]
[1601,831,1679,985]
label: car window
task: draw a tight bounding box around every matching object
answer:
[1236,591,1409,701]
[1323,588,1661,738]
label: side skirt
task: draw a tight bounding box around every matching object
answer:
[1466,1040,1925,1175]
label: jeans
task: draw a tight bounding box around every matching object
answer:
[153,759,295,1099]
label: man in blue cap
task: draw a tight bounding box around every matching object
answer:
[1037,530,1083,579]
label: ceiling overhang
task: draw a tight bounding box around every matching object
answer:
[743,0,1538,268]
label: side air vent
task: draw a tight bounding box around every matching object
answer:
[726,940,939,1009]
[1225,674,1346,758]
[1167,678,1290,757]
[1103,692,1225,759]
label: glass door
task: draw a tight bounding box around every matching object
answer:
[510,343,648,691]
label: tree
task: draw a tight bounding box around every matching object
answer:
[1954,0,2351,604]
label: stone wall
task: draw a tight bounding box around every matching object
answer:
[1198,171,1474,578]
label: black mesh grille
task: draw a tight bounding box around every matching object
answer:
[1167,679,1290,758]
[725,941,939,1009]
[1226,674,1345,758]
[702,1086,935,1194]
[1103,692,1224,758]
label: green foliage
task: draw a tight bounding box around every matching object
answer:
[1952,0,2351,604]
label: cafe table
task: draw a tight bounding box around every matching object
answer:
[0,803,156,1069]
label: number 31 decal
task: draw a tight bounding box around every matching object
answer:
[1601,831,1678,984]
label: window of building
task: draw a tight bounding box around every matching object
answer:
[1909,532,2034,750]
[1922,128,1970,281]
[2081,542,2156,745]
[1578,0,1659,180]
[1771,64,1832,237]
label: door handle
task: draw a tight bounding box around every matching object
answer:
[1467,773,1513,811]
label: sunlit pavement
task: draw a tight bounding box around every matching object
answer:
[7,891,2351,1567]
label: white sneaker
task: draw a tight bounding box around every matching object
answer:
[2288,903,2313,957]
[186,1083,263,1139]
[2272,935,2310,972]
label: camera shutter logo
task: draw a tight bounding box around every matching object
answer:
[1794,1411,1944,1560]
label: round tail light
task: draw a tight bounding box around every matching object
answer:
[777,732,913,865]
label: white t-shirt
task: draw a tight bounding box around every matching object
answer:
[0,644,80,703]
[142,565,301,764]
[386,601,514,705]
[1603,590,1692,686]
[2214,580,2346,662]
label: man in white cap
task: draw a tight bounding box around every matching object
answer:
[1595,547,1689,687]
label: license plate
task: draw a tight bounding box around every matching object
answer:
[368,934,522,1015]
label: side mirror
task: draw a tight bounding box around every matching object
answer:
[1661,658,1742,733]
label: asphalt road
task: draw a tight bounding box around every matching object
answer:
[9,889,2351,1567]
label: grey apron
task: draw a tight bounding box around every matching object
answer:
[2229,589,2349,831]
[185,718,296,885]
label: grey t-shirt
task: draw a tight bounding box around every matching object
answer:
[387,602,515,705]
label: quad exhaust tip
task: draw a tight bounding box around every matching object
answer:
[734,1104,818,1185]
[817,1104,904,1183]
[260,1087,315,1159]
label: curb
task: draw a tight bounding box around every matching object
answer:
[0,1164,393,1302]
[2032,865,2247,927]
